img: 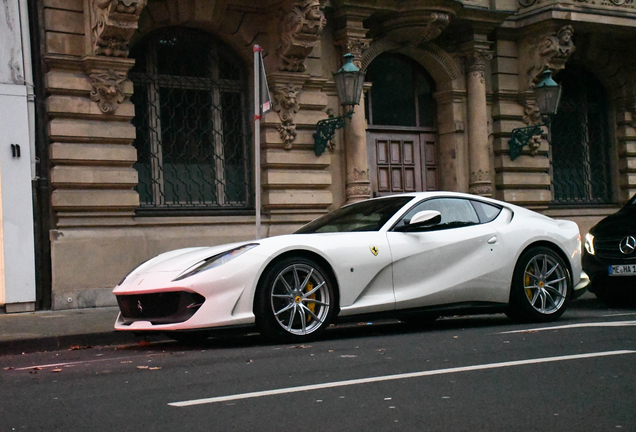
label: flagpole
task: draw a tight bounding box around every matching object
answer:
[253,45,262,240]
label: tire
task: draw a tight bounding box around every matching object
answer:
[506,246,571,323]
[255,257,337,343]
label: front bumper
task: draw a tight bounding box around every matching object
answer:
[116,291,206,325]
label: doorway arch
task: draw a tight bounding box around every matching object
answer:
[365,53,439,195]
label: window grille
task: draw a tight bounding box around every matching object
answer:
[550,66,611,205]
[129,28,251,210]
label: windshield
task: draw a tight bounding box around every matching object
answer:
[295,196,413,234]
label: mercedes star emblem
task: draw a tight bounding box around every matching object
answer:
[619,236,636,255]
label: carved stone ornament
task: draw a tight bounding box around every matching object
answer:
[89,69,127,113]
[346,184,372,200]
[91,0,147,57]
[272,84,301,149]
[278,0,327,72]
[520,0,634,8]
[419,13,451,44]
[526,25,575,88]
[352,167,369,181]
[523,101,542,126]
[335,37,371,68]
[465,50,492,84]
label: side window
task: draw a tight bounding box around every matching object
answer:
[470,200,502,223]
[397,198,479,230]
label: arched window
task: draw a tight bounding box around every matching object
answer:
[551,66,612,204]
[365,53,437,128]
[129,28,251,210]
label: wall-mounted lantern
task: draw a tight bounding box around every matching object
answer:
[509,70,562,160]
[314,53,366,156]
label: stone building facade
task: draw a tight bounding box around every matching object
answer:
[7,0,635,311]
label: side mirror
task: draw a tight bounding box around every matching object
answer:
[394,210,441,232]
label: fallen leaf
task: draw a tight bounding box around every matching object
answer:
[138,340,151,347]
[121,361,132,364]
[246,359,253,364]
[52,369,62,373]
[32,367,43,370]
[3,367,14,370]
[148,367,162,370]
[137,366,149,369]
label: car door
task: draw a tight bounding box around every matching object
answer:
[387,197,509,309]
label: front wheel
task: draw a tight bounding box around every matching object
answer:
[255,257,337,342]
[506,247,571,323]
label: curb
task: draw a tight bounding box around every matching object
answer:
[0,332,161,356]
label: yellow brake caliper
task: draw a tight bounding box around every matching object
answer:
[306,281,316,322]
[525,264,534,301]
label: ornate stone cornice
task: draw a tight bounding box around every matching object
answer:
[277,0,327,72]
[90,0,147,58]
[272,83,302,149]
[525,25,575,89]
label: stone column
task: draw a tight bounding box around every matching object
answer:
[345,91,371,202]
[334,14,372,203]
[465,48,493,197]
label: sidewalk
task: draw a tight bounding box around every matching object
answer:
[0,307,162,356]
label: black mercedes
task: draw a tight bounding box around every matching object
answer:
[583,194,636,306]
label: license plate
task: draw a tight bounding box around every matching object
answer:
[609,265,636,276]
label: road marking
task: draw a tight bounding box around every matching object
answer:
[13,352,174,371]
[500,320,636,334]
[168,350,635,407]
[602,312,636,318]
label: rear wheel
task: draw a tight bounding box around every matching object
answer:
[506,247,571,322]
[255,257,337,342]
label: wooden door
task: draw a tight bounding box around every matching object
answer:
[368,132,438,196]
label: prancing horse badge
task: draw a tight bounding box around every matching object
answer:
[370,246,379,256]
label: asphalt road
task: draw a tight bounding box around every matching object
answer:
[2,299,635,432]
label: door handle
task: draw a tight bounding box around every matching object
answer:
[487,236,497,244]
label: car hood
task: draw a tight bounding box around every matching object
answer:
[590,205,636,237]
[138,241,256,274]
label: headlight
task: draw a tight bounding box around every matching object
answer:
[584,233,595,255]
[172,243,258,281]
